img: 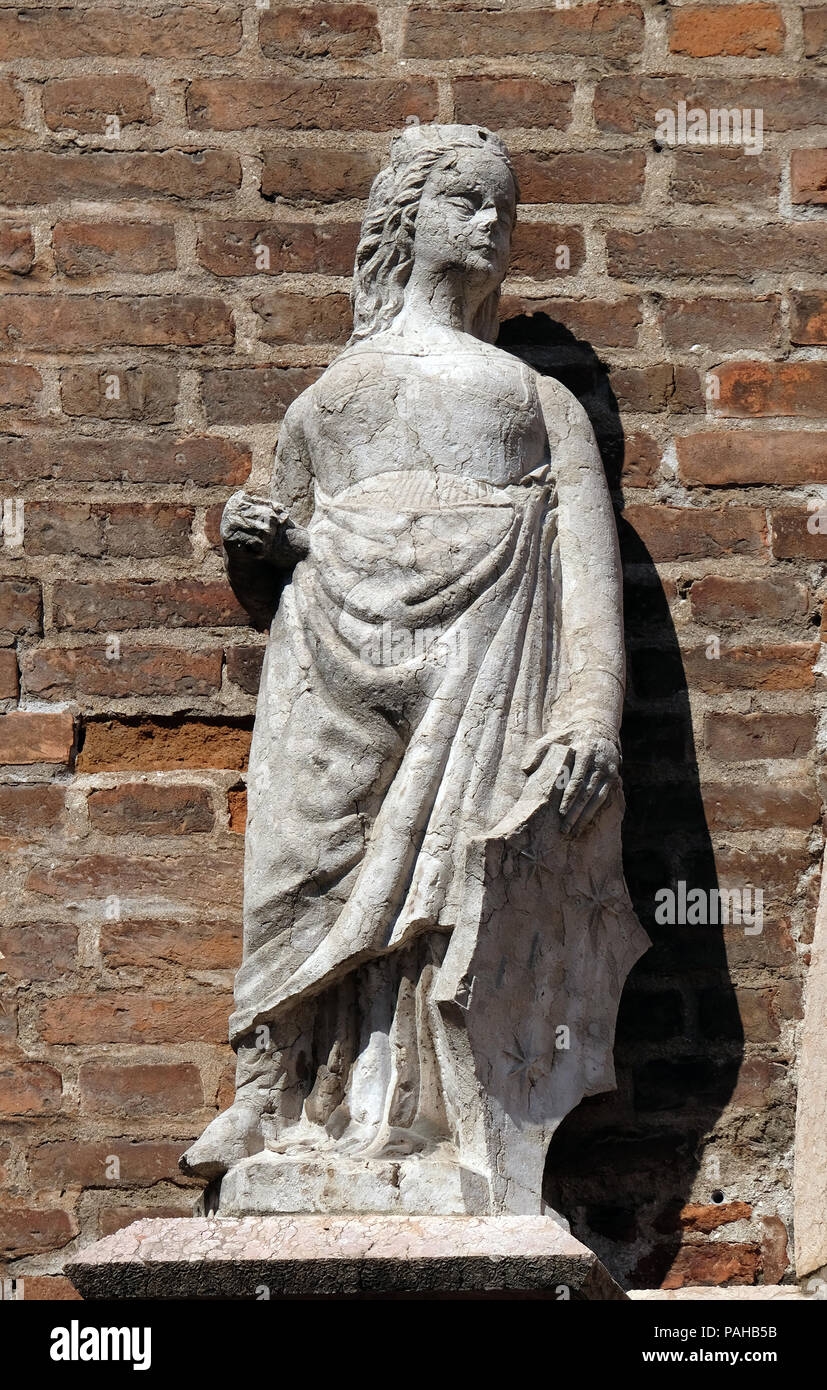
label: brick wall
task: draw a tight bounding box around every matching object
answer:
[0,0,824,1297]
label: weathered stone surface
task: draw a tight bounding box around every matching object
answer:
[794,844,827,1276]
[630,1286,806,1301]
[66,1215,627,1300]
[180,124,648,1220]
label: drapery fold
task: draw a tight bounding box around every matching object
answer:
[231,468,567,1041]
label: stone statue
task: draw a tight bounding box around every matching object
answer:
[181,123,649,1217]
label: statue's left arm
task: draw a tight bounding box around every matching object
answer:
[528,374,625,836]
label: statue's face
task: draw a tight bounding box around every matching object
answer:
[413,147,516,292]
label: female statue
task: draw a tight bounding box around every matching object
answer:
[181,124,648,1216]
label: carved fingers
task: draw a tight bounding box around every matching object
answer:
[558,734,621,838]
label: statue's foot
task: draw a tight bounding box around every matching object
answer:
[179,1100,265,1180]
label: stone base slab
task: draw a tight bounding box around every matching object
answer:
[216,1152,492,1216]
[65,1214,628,1300]
[630,1286,808,1300]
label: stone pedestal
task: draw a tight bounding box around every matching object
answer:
[216,1153,491,1217]
[65,1215,628,1300]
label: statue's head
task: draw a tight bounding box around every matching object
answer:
[350,123,518,345]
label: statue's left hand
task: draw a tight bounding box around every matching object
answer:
[525,724,621,837]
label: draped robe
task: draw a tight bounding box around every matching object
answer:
[229,457,649,1206]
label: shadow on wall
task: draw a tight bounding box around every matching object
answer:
[498,312,744,1290]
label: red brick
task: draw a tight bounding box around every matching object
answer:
[683,643,817,691]
[0,295,232,350]
[618,433,661,487]
[772,507,827,560]
[402,3,644,59]
[87,783,215,836]
[225,644,264,694]
[259,4,380,59]
[0,648,17,698]
[100,917,241,972]
[0,1209,74,1259]
[261,147,380,203]
[804,8,827,60]
[790,148,827,204]
[790,291,827,346]
[724,922,796,974]
[0,580,41,635]
[622,505,767,562]
[689,574,808,622]
[39,993,229,1045]
[713,362,827,418]
[43,76,154,134]
[59,366,178,423]
[197,220,359,277]
[79,1062,203,1116]
[512,150,644,205]
[30,1140,195,1189]
[54,221,176,277]
[202,366,320,425]
[76,719,251,772]
[453,78,573,130]
[610,364,702,414]
[0,223,34,275]
[499,295,642,349]
[98,1205,192,1237]
[677,431,827,485]
[53,579,248,633]
[0,784,65,836]
[187,77,437,131]
[715,844,811,894]
[0,711,75,765]
[205,503,222,549]
[0,435,250,486]
[670,149,780,209]
[704,782,819,831]
[23,645,223,701]
[509,223,585,278]
[228,785,247,833]
[0,150,241,206]
[17,1276,81,1300]
[661,297,780,350]
[0,364,41,408]
[669,4,784,57]
[596,77,825,135]
[608,225,827,280]
[251,290,352,345]
[0,923,77,983]
[662,1243,761,1288]
[656,1200,752,1234]
[0,79,23,130]
[704,712,814,761]
[0,7,243,59]
[25,502,193,558]
[702,981,800,1041]
[0,1061,62,1116]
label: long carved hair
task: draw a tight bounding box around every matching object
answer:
[349,124,518,346]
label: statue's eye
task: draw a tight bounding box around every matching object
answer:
[446,196,474,213]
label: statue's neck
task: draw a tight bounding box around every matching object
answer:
[397,265,481,337]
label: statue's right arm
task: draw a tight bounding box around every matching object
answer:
[220,394,314,630]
